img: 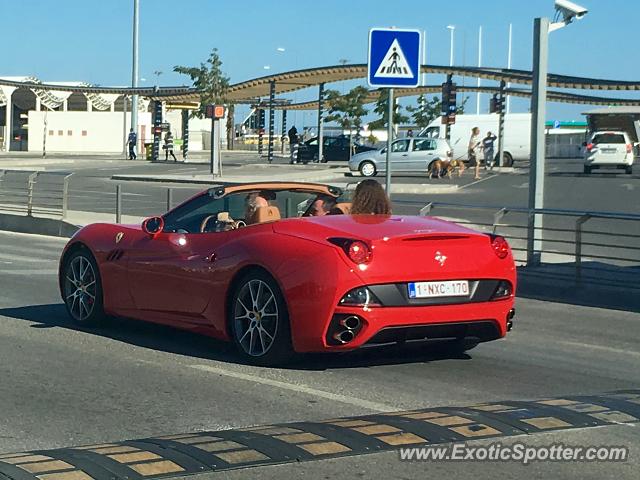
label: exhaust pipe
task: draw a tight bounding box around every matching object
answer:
[340,315,361,330]
[506,308,515,331]
[332,329,356,344]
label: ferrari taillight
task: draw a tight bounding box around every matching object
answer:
[328,238,373,264]
[489,235,510,259]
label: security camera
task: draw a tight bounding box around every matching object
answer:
[555,0,588,23]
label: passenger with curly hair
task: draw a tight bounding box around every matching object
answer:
[350,179,392,215]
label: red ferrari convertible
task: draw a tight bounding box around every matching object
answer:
[59,182,516,365]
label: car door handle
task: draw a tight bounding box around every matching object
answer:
[402,154,409,156]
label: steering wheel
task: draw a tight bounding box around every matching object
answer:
[200,215,219,233]
[200,215,246,233]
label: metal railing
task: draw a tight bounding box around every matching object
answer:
[420,202,640,286]
[0,170,73,219]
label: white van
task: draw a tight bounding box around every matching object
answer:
[419,113,532,166]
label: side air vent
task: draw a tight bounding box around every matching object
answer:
[106,249,125,262]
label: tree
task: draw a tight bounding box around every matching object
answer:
[174,49,234,148]
[407,94,469,131]
[324,86,369,158]
[367,89,409,131]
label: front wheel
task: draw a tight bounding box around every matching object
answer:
[230,271,292,366]
[359,161,377,177]
[584,165,591,174]
[62,249,105,326]
[502,152,514,167]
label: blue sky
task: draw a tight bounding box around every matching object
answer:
[1,0,638,126]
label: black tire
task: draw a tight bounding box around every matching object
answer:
[584,165,591,174]
[625,165,633,174]
[229,271,293,366]
[359,161,377,177]
[61,248,105,326]
[502,152,513,167]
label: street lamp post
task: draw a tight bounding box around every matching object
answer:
[447,25,455,67]
[131,0,139,139]
[526,1,588,265]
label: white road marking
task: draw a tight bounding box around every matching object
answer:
[190,364,395,412]
[1,269,58,275]
[0,252,58,263]
[0,231,69,242]
[459,174,499,190]
[621,183,635,191]
[559,340,640,358]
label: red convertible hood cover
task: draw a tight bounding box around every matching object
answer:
[273,214,481,242]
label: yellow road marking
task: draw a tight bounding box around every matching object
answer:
[522,417,571,429]
[18,461,74,474]
[214,450,269,464]
[129,461,184,476]
[107,452,161,463]
[299,442,351,456]
[376,433,427,446]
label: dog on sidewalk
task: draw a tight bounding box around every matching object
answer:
[427,158,466,178]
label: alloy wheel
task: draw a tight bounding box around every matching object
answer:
[234,279,279,357]
[64,255,97,322]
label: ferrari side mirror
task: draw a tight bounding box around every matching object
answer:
[142,216,164,236]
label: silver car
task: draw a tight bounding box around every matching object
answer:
[348,137,452,177]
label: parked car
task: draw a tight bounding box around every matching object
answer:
[348,137,453,177]
[58,182,515,366]
[583,131,634,174]
[297,135,376,163]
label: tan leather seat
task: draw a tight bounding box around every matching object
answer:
[254,205,281,223]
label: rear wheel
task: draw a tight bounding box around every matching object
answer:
[229,271,292,366]
[584,165,592,174]
[625,165,633,174]
[62,249,105,326]
[502,152,513,167]
[359,161,377,177]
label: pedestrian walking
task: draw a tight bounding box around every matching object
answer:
[407,128,414,138]
[164,131,177,162]
[482,131,497,169]
[127,128,137,160]
[468,127,482,180]
[288,125,299,164]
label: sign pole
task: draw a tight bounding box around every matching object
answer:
[209,117,216,176]
[385,88,394,198]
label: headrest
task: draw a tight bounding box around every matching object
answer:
[254,205,281,223]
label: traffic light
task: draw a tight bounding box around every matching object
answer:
[441,81,457,125]
[490,94,498,113]
[258,109,265,129]
[490,93,504,114]
[153,100,162,126]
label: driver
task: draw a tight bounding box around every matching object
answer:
[244,191,272,224]
[309,194,337,216]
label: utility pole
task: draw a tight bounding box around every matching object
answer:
[385,88,394,198]
[131,0,139,138]
[527,17,550,266]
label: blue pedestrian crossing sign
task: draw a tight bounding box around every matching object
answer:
[368,28,422,88]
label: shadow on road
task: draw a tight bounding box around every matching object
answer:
[0,303,473,370]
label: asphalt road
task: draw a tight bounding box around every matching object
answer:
[21,155,639,219]
[0,230,639,479]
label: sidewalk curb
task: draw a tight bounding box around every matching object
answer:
[0,213,79,238]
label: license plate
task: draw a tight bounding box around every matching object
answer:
[408,280,469,298]
[601,148,617,153]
